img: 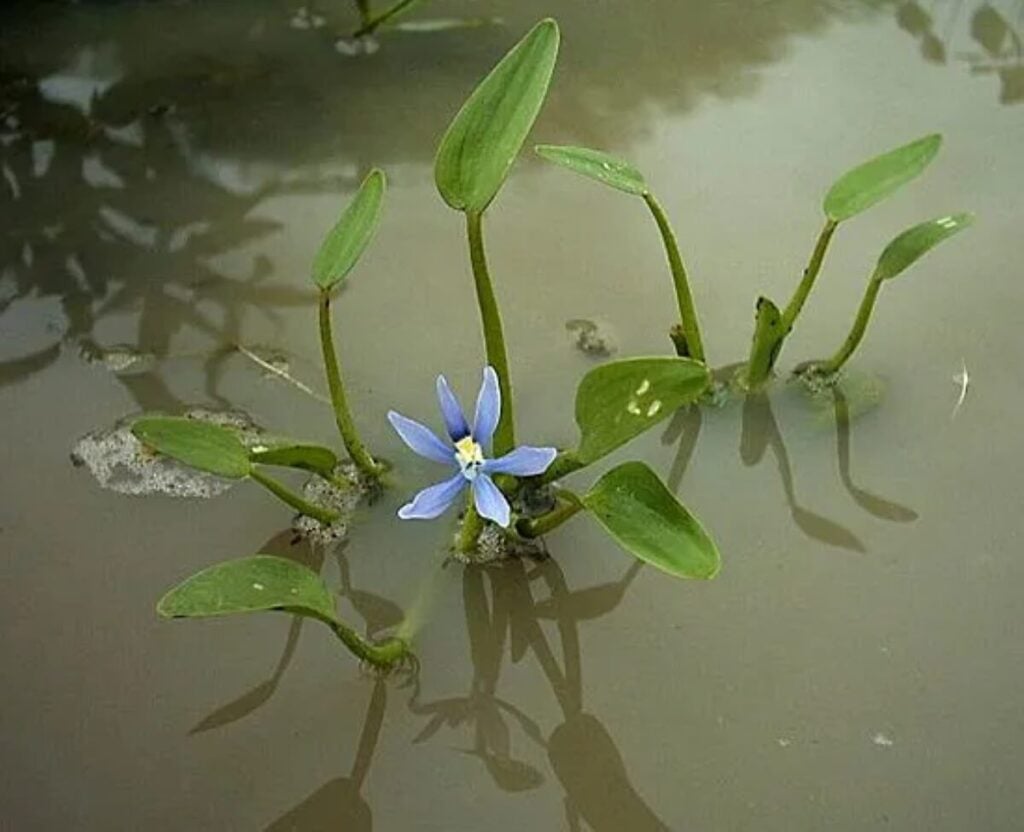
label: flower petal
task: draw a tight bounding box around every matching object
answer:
[388,411,454,465]
[472,366,501,450]
[398,472,467,520]
[436,375,471,441]
[483,446,558,477]
[473,473,511,528]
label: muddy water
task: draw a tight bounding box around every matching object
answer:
[2,0,1023,828]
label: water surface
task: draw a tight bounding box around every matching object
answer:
[2,0,1023,828]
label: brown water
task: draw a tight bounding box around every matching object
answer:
[3,0,1023,828]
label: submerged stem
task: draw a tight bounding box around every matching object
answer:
[456,494,485,554]
[250,468,339,525]
[328,620,409,669]
[817,274,883,375]
[352,0,421,36]
[643,191,705,362]
[466,211,515,456]
[318,291,382,480]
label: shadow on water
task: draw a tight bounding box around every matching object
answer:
[410,558,671,830]
[265,676,387,832]
[662,373,918,554]
[894,0,1024,103]
[188,532,404,735]
[5,0,1011,406]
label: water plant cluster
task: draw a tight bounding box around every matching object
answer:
[98,18,971,673]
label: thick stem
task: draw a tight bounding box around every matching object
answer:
[817,274,883,375]
[250,468,339,525]
[328,620,409,668]
[780,218,838,334]
[318,291,382,479]
[352,0,420,36]
[743,296,784,391]
[643,191,705,362]
[456,494,485,554]
[516,490,584,538]
[466,211,515,456]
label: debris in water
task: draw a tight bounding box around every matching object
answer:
[872,732,894,747]
[235,343,329,403]
[292,462,363,544]
[566,318,617,358]
[71,408,263,498]
[80,342,156,375]
[952,359,969,419]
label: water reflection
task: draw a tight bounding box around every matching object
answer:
[410,558,671,829]
[188,532,404,735]
[266,677,386,831]
[7,0,1010,400]
[662,376,918,553]
[895,0,1024,103]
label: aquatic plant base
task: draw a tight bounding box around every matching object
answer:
[293,462,365,544]
[451,521,547,565]
[72,408,263,498]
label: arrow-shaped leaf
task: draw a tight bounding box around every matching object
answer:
[824,133,942,222]
[535,144,648,196]
[312,168,386,292]
[583,462,720,580]
[157,555,338,622]
[132,416,252,479]
[574,357,710,465]
[874,212,973,281]
[435,19,560,214]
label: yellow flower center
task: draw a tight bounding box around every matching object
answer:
[454,436,484,479]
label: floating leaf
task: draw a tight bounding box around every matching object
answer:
[535,144,647,196]
[248,438,340,477]
[157,556,338,623]
[132,416,251,479]
[574,357,710,464]
[583,462,720,579]
[824,134,942,222]
[874,212,973,281]
[312,168,386,292]
[435,19,559,213]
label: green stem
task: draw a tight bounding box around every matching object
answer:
[318,291,382,479]
[352,0,421,36]
[643,191,705,362]
[817,274,883,375]
[328,620,409,668]
[353,0,372,25]
[466,211,515,456]
[538,451,585,485]
[456,494,485,554]
[250,468,339,525]
[516,490,584,538]
[743,297,784,391]
[780,218,838,334]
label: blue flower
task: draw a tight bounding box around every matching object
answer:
[388,366,557,528]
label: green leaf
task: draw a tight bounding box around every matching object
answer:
[312,169,386,292]
[535,144,647,196]
[874,212,973,281]
[583,462,720,579]
[435,19,560,213]
[157,555,338,623]
[248,438,339,477]
[575,357,710,464]
[824,134,942,222]
[132,416,251,479]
